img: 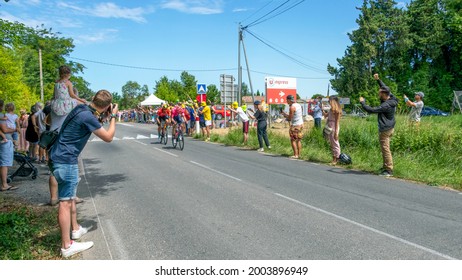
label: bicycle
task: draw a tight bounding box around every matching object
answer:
[158,120,169,145]
[172,124,184,150]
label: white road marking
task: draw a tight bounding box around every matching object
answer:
[274,193,457,260]
[133,140,147,146]
[153,147,178,157]
[190,161,242,182]
[122,136,135,140]
[136,134,149,139]
[117,123,133,127]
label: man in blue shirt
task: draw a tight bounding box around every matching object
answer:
[49,89,118,258]
[313,97,323,129]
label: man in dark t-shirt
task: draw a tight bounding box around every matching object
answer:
[49,89,118,258]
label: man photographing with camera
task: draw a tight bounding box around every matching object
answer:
[48,89,118,257]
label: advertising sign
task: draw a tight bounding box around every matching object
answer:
[266,77,297,104]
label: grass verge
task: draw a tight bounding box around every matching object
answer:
[0,195,61,259]
[210,115,462,190]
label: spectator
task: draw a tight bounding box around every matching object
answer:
[25,103,40,161]
[199,101,211,141]
[228,101,250,145]
[51,65,86,117]
[404,92,424,124]
[360,73,398,177]
[253,100,271,152]
[281,95,304,159]
[313,96,323,129]
[32,102,49,163]
[18,109,29,153]
[0,99,18,191]
[1,102,20,148]
[48,89,118,258]
[324,96,342,165]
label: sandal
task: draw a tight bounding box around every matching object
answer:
[75,197,84,204]
[1,185,18,192]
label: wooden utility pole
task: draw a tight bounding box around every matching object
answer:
[39,48,44,102]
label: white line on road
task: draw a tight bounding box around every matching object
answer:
[117,123,133,127]
[133,140,147,146]
[153,147,178,157]
[274,193,457,260]
[190,161,242,181]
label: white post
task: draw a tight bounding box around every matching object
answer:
[39,48,44,102]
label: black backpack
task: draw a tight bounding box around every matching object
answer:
[338,153,352,164]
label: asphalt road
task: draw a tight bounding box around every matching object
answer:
[75,122,462,260]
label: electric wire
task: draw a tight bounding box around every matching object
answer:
[244,29,328,74]
[246,0,306,28]
[68,56,329,80]
[69,57,235,72]
[243,0,291,29]
[240,0,274,25]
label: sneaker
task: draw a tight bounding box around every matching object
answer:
[267,146,271,149]
[61,240,94,258]
[257,148,264,152]
[71,225,89,240]
[205,138,210,142]
[379,170,393,177]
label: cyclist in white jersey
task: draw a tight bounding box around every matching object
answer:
[281,95,303,159]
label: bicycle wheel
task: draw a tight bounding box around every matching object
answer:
[172,132,177,148]
[163,129,168,145]
[178,131,184,150]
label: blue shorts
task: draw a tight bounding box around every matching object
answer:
[174,115,183,124]
[50,163,79,201]
[0,140,14,167]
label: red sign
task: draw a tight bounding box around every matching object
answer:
[266,77,297,104]
[196,94,207,103]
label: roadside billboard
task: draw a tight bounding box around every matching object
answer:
[265,77,297,104]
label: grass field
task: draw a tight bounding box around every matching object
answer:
[210,114,462,190]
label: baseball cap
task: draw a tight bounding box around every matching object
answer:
[287,95,294,101]
[415,92,425,98]
[254,100,261,105]
[201,101,206,106]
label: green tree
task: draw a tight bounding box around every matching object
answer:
[206,84,220,103]
[0,47,37,111]
[120,81,148,109]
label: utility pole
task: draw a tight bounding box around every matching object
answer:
[238,25,255,104]
[39,48,44,102]
[237,24,242,106]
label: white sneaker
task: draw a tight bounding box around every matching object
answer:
[61,240,94,258]
[257,148,264,152]
[71,225,89,240]
[267,146,271,149]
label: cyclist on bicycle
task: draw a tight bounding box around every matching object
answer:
[156,104,170,141]
[171,102,186,141]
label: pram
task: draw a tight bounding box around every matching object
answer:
[7,152,38,184]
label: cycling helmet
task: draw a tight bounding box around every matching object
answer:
[338,153,352,165]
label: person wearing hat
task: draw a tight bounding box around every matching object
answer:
[249,100,271,152]
[228,101,250,145]
[404,92,424,124]
[198,101,211,141]
[360,73,398,177]
[281,95,303,159]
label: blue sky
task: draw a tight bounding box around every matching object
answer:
[1,0,406,99]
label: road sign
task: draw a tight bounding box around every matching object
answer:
[266,77,297,104]
[197,83,207,94]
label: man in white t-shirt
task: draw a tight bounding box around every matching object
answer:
[404,92,424,124]
[281,95,304,159]
[229,101,250,145]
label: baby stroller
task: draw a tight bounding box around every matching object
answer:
[7,152,38,184]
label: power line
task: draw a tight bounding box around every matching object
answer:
[246,0,306,28]
[240,0,274,25]
[69,57,236,72]
[243,0,291,29]
[244,29,328,74]
[69,56,329,81]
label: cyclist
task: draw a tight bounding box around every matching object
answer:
[171,102,185,142]
[156,104,170,142]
